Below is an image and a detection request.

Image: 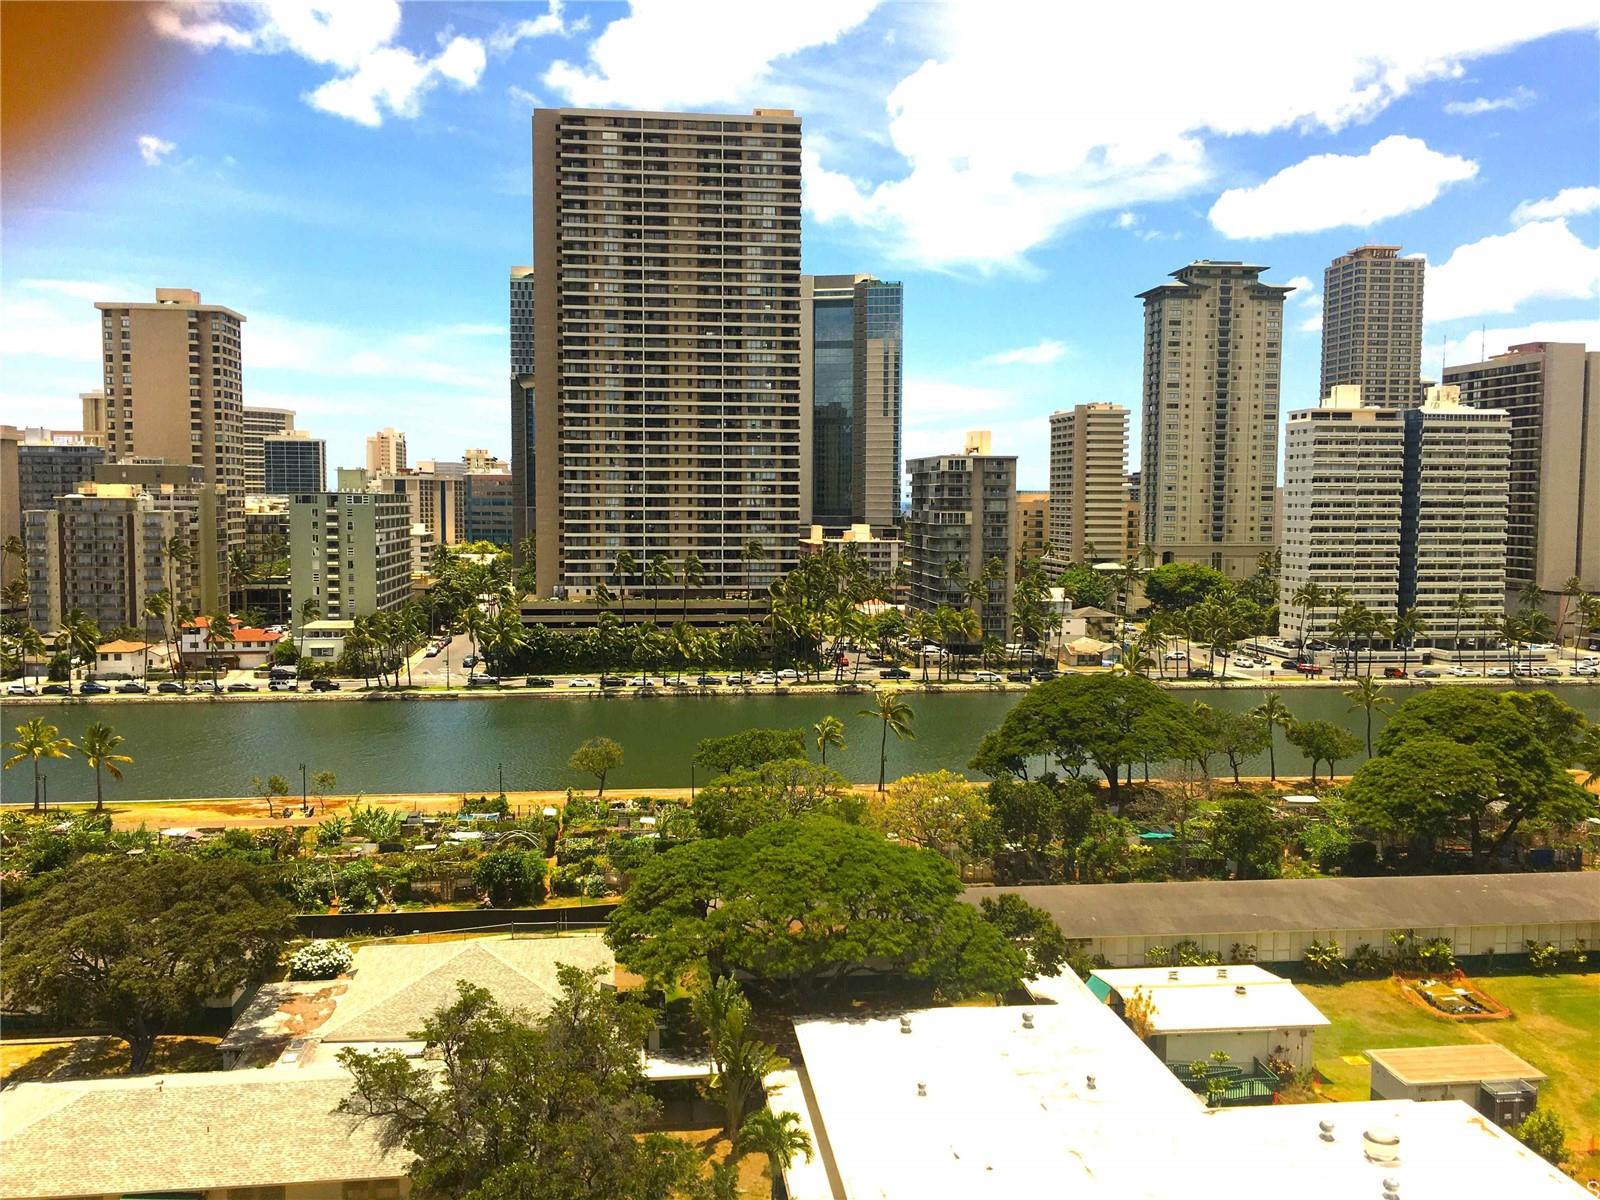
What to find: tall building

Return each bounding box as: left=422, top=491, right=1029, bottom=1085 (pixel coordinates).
left=1444, top=341, right=1600, bottom=607
left=1013, top=490, right=1049, bottom=572
left=465, top=470, right=514, bottom=546
left=92, top=288, right=244, bottom=609
left=509, top=265, right=536, bottom=562
left=530, top=106, right=804, bottom=597
left=14, top=438, right=106, bottom=517
left=380, top=463, right=467, bottom=548
left=1279, top=386, right=1407, bottom=640
left=79, top=391, right=108, bottom=446
left=1399, top=386, right=1510, bottom=632
left=263, top=432, right=326, bottom=495
left=289, top=489, right=411, bottom=621
left=242, top=406, right=295, bottom=494
left=801, top=273, right=904, bottom=531
left=1048, top=403, right=1130, bottom=565
left=906, top=432, right=1016, bottom=639
left=365, top=428, right=407, bottom=477
left=1138, top=261, right=1289, bottom=578
left=24, top=483, right=198, bottom=632
left=463, top=448, right=508, bottom=473
left=797, top=523, right=900, bottom=579
left=1320, top=245, right=1425, bottom=409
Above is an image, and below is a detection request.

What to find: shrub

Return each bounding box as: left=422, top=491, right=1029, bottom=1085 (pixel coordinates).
left=1525, top=940, right=1560, bottom=971
left=1147, top=939, right=1222, bottom=967
left=1303, top=938, right=1345, bottom=979
left=1351, top=943, right=1386, bottom=977
left=1510, top=1108, right=1568, bottom=1166
left=290, top=939, right=353, bottom=980
left=1416, top=937, right=1456, bottom=974
left=314, top=816, right=348, bottom=848
left=1228, top=943, right=1257, bottom=964
left=550, top=863, right=586, bottom=897
left=472, top=850, right=546, bottom=908
left=347, top=803, right=401, bottom=843
left=580, top=872, right=610, bottom=899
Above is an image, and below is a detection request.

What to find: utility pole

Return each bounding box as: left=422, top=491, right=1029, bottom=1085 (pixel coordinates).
left=300, top=762, right=308, bottom=808
left=497, top=761, right=504, bottom=797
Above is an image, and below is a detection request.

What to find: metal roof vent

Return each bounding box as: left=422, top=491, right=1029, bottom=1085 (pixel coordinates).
left=1382, top=1179, right=1400, bottom=1199
left=1318, top=1119, right=1335, bottom=1142
left=1021, top=1011, right=1034, bottom=1029
left=1217, top=967, right=1228, bottom=979
left=1363, top=1129, right=1400, bottom=1165
left=1086, top=1075, right=1097, bottom=1091
left=899, top=1016, right=912, bottom=1035
left=1235, top=985, right=1247, bottom=996
left=916, top=1081, right=927, bottom=1097
left=1167, top=969, right=1179, bottom=981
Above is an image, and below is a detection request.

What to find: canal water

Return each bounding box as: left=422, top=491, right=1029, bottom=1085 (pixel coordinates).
left=5, top=686, right=1599, bottom=804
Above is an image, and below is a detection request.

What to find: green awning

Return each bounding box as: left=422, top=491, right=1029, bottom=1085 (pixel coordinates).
left=1139, top=831, right=1175, bottom=841
left=1087, top=976, right=1113, bottom=1002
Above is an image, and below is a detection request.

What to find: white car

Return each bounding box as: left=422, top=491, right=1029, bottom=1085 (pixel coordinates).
left=6, top=680, right=37, bottom=695
left=754, top=671, right=779, bottom=684
left=626, top=675, right=652, bottom=687
left=776, top=668, right=799, bottom=682
left=973, top=670, right=1003, bottom=683
left=1574, top=664, right=1598, bottom=676
left=567, top=677, right=596, bottom=688
left=1165, top=650, right=1187, bottom=661
left=1448, top=666, right=1476, bottom=677
left=1487, top=666, right=1510, bottom=677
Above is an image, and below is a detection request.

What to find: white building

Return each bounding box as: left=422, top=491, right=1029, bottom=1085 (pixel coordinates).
left=1088, top=964, right=1330, bottom=1071
left=1048, top=403, right=1130, bottom=565
left=797, top=523, right=901, bottom=579
left=1366, top=1045, right=1546, bottom=1120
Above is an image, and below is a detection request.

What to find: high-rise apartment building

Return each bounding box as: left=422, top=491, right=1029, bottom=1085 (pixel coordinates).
left=463, top=448, right=508, bottom=473
left=1138, top=262, right=1287, bottom=578
left=380, top=463, right=467, bottom=548
left=1320, top=245, right=1424, bottom=409
left=263, top=432, right=327, bottom=495
left=92, top=288, right=244, bottom=610
left=1013, top=491, right=1049, bottom=572
left=1399, top=386, right=1510, bottom=632
left=1280, top=386, right=1407, bottom=640
left=465, top=471, right=514, bottom=547
left=1048, top=404, right=1130, bottom=565
left=14, top=439, right=106, bottom=517
left=906, top=432, right=1016, bottom=639
left=1444, top=341, right=1599, bottom=607
left=365, top=428, right=407, bottom=477
left=289, top=489, right=411, bottom=621
left=79, top=391, right=108, bottom=446
left=802, top=273, right=904, bottom=531
left=242, top=406, right=295, bottom=494
left=529, top=106, right=803, bottom=597
left=509, top=266, right=536, bottom=560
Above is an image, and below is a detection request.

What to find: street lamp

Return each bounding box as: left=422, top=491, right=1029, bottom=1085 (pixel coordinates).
left=300, top=762, right=308, bottom=809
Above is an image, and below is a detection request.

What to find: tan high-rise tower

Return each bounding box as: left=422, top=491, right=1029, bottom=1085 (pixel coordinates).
left=1047, top=403, right=1129, bottom=565
left=1138, top=261, right=1289, bottom=578
left=93, top=288, right=244, bottom=610
left=1321, top=245, right=1425, bottom=409
left=366, top=428, right=407, bottom=477
left=530, top=106, right=803, bottom=597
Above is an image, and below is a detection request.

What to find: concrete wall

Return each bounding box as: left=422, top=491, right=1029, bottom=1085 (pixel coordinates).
left=1162, top=1026, right=1317, bottom=1073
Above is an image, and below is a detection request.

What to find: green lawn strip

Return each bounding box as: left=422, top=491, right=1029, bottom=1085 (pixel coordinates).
left=1299, top=974, right=1600, bottom=1155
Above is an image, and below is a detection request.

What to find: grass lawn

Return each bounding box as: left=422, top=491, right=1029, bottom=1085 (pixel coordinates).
left=0, top=1035, right=221, bottom=1083
left=1299, top=972, right=1600, bottom=1164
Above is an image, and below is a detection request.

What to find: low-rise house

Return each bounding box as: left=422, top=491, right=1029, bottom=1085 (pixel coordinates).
left=1088, top=963, right=1330, bottom=1071
left=179, top=615, right=282, bottom=670
left=93, top=638, right=171, bottom=678
left=1366, top=1045, right=1547, bottom=1126
left=299, top=617, right=355, bottom=663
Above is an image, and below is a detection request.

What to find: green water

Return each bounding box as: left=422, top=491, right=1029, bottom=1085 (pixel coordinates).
left=5, top=685, right=1599, bottom=804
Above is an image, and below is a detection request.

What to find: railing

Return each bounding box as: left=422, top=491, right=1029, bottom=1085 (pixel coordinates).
left=1168, top=1057, right=1282, bottom=1107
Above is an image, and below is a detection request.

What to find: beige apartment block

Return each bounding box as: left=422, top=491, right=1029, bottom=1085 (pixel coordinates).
left=906, top=431, right=1016, bottom=639
left=365, top=427, right=408, bottom=477
left=93, top=288, right=244, bottom=609
left=1048, top=403, right=1129, bottom=565
left=241, top=405, right=295, bottom=495
left=1444, top=341, right=1600, bottom=608
left=1138, top=262, right=1288, bottom=579
left=289, top=489, right=411, bottom=621
left=1321, top=245, right=1425, bottom=409
left=797, top=522, right=901, bottom=579
left=380, top=465, right=468, bottom=547
left=79, top=391, right=108, bottom=446
left=1279, top=386, right=1407, bottom=641
left=530, top=106, right=804, bottom=597
left=510, top=265, right=537, bottom=558
left=1013, top=490, right=1049, bottom=572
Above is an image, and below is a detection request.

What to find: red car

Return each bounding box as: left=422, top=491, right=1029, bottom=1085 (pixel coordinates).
left=1295, top=662, right=1324, bottom=676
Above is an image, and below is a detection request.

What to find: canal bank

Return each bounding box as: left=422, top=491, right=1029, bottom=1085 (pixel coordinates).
left=5, top=685, right=1599, bottom=805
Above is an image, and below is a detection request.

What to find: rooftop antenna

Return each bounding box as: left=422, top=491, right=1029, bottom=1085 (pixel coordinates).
left=1480, top=322, right=1486, bottom=363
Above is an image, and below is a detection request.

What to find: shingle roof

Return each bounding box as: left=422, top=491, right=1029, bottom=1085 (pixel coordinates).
left=0, top=1069, right=409, bottom=1197
left=962, top=873, right=1600, bottom=941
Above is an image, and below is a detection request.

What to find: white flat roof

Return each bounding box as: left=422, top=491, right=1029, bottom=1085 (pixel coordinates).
left=1091, top=965, right=1331, bottom=1033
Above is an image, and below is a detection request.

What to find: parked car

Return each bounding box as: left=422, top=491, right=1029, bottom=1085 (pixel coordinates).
left=41, top=682, right=72, bottom=695
left=192, top=680, right=224, bottom=694
left=467, top=673, right=500, bottom=687
left=725, top=673, right=749, bottom=685
left=1574, top=664, right=1598, bottom=676
left=626, top=675, right=652, bottom=687
left=424, top=646, right=441, bottom=658
left=269, top=679, right=299, bottom=691
left=879, top=667, right=911, bottom=679
left=6, top=681, right=38, bottom=695
left=776, top=668, right=799, bottom=682
left=1279, top=658, right=1300, bottom=670
left=754, top=671, right=779, bottom=684
left=157, top=680, right=189, bottom=694
left=1187, top=667, right=1214, bottom=679
left=1165, top=650, right=1187, bottom=661
left=1487, top=666, right=1511, bottom=677
left=524, top=676, right=555, bottom=688
left=118, top=680, right=150, bottom=693
left=567, top=677, right=596, bottom=688
left=78, top=679, right=112, bottom=695
left=462, top=655, right=479, bottom=668
left=1006, top=671, right=1032, bottom=683
left=1030, top=668, right=1059, bottom=681
left=973, top=670, right=1003, bottom=683
left=1534, top=665, right=1562, bottom=677
left=599, top=675, right=624, bottom=688
left=226, top=681, right=259, bottom=692
left=1414, top=668, right=1443, bottom=678
left=309, top=678, right=341, bottom=692
left=1294, top=663, right=1323, bottom=676
left=1383, top=667, right=1407, bottom=679
left=696, top=675, right=723, bottom=686
left=1448, top=666, right=1476, bottom=677
left=1307, top=640, right=1332, bottom=651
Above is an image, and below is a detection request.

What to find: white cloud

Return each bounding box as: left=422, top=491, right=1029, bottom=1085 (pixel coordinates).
left=1440, top=319, right=1600, bottom=369
left=982, top=339, right=1067, bottom=366
left=543, top=0, right=880, bottom=109
left=488, top=0, right=582, bottom=55
left=508, top=85, right=540, bottom=109
left=1209, top=136, right=1477, bottom=239
left=150, top=1, right=486, bottom=126
left=1282, top=276, right=1324, bottom=332
left=1426, top=219, right=1600, bottom=323
left=137, top=135, right=177, bottom=166
left=797, top=3, right=1594, bottom=270
left=1443, top=86, right=1535, bottom=115
left=1511, top=185, right=1600, bottom=225
left=1114, top=212, right=1139, bottom=230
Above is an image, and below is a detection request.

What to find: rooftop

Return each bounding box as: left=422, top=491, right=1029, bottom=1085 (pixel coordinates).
left=1089, top=965, right=1330, bottom=1034
left=1366, top=1044, right=1549, bottom=1087
left=964, top=873, right=1600, bottom=941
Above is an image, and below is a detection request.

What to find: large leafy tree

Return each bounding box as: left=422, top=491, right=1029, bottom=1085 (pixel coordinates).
left=1343, top=737, right=1500, bottom=864
left=1284, top=719, right=1361, bottom=784
left=977, top=893, right=1072, bottom=978
left=692, top=727, right=807, bottom=775
left=692, top=758, right=862, bottom=838
left=3, top=856, right=292, bottom=1072
left=1142, top=562, right=1230, bottom=610
left=338, top=970, right=706, bottom=1200
left=605, top=817, right=1025, bottom=1001
left=969, top=674, right=1194, bottom=810
left=568, top=736, right=624, bottom=798
left=1208, top=794, right=1284, bottom=880
left=870, top=769, right=992, bottom=863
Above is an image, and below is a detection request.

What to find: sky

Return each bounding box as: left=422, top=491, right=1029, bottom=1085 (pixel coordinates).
left=2, top=0, right=1597, bottom=490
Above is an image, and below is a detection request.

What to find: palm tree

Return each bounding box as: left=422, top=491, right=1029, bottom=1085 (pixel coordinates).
left=1251, top=693, right=1293, bottom=782
left=678, top=553, right=704, bottom=623
left=647, top=553, right=673, bottom=631
left=1556, top=576, right=1584, bottom=655
left=1448, top=590, right=1476, bottom=659
left=56, top=608, right=100, bottom=685
left=1391, top=606, right=1425, bottom=675
left=813, top=715, right=845, bottom=765
left=226, top=546, right=256, bottom=616
left=735, top=1108, right=814, bottom=1178
left=1343, top=676, right=1392, bottom=757
left=611, top=551, right=637, bottom=632
left=859, top=690, right=915, bottom=792
left=5, top=718, right=74, bottom=811
left=203, top=610, right=234, bottom=684
left=140, top=590, right=168, bottom=680
left=79, top=721, right=132, bottom=812
left=741, top=538, right=766, bottom=599
left=1291, top=581, right=1325, bottom=654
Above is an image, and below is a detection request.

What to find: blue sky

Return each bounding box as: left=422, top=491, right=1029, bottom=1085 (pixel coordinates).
left=3, top=1, right=1597, bottom=490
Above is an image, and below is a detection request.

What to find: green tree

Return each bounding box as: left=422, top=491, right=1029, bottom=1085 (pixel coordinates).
left=1250, top=693, right=1294, bottom=782
left=977, top=893, right=1072, bottom=978
left=1143, top=562, right=1230, bottom=610
left=1211, top=711, right=1270, bottom=784
left=338, top=971, right=705, bottom=1199
left=4, top=717, right=74, bottom=812
left=871, top=769, right=991, bottom=862
left=79, top=721, right=132, bottom=813
left=569, top=736, right=624, bottom=798
left=1343, top=736, right=1500, bottom=864
left=310, top=769, right=338, bottom=814
left=1343, top=676, right=1393, bottom=756
left=692, top=758, right=863, bottom=838
left=250, top=773, right=291, bottom=818
left=1284, top=719, right=1361, bottom=784
left=693, top=727, right=807, bottom=775
left=4, top=856, right=291, bottom=1072
left=692, top=976, right=788, bottom=1137
left=1510, top=1108, right=1569, bottom=1166
left=735, top=1109, right=813, bottom=1179
left=473, top=849, right=547, bottom=907
left=606, top=817, right=1025, bottom=1001
left=859, top=689, right=916, bottom=792
left=813, top=715, right=846, bottom=765
left=1209, top=794, right=1284, bottom=880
